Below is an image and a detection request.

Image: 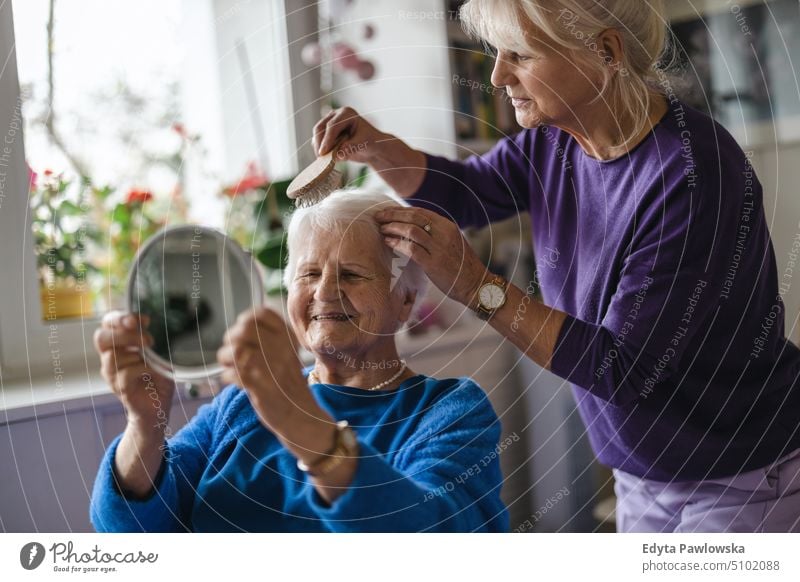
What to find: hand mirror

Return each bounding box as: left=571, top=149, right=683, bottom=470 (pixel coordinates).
left=127, top=225, right=265, bottom=383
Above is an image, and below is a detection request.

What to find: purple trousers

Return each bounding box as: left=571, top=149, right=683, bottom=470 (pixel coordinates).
left=613, top=448, right=800, bottom=532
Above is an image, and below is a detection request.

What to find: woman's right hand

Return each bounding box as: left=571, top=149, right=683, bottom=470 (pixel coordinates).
left=93, top=310, right=176, bottom=434
left=312, top=106, right=427, bottom=197
left=313, top=106, right=384, bottom=162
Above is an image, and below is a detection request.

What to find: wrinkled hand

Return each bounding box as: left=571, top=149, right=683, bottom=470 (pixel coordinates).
left=216, top=306, right=327, bottom=437
left=312, top=106, right=427, bottom=198
left=375, top=207, right=488, bottom=307
left=93, top=310, right=176, bottom=432
left=312, top=106, right=386, bottom=162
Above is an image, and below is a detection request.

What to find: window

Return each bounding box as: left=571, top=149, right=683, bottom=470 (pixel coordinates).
left=0, top=0, right=311, bottom=379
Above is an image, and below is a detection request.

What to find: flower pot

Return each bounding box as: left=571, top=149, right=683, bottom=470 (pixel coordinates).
left=40, top=282, right=95, bottom=320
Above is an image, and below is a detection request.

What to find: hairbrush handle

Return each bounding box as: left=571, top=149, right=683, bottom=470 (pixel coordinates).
left=288, top=130, right=351, bottom=201
left=326, top=128, right=353, bottom=160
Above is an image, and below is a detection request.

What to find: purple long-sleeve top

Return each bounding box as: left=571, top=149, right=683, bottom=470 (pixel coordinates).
left=411, top=98, right=800, bottom=481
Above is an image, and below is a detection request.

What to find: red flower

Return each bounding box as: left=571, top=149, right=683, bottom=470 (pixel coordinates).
left=223, top=161, right=269, bottom=197
left=126, top=188, right=154, bottom=204
left=172, top=122, right=188, bottom=139
left=43, top=169, right=54, bottom=177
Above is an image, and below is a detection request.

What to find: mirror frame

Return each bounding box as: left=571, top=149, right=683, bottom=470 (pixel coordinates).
left=126, top=224, right=265, bottom=383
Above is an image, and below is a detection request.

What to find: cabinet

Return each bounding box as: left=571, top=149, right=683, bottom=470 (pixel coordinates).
left=0, top=389, right=211, bottom=532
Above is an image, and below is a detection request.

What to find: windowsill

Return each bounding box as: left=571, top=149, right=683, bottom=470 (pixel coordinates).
left=1, top=315, right=495, bottom=423
left=0, top=368, right=119, bottom=423
left=0, top=365, right=220, bottom=424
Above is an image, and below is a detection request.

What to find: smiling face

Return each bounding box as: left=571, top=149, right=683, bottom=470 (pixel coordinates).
left=287, top=224, right=415, bottom=361
left=490, top=29, right=604, bottom=130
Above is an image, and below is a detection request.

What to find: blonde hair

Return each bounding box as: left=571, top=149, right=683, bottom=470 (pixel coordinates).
left=459, top=0, right=670, bottom=146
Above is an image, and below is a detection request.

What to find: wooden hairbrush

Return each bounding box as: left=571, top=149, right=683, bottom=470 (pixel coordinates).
left=287, top=134, right=350, bottom=207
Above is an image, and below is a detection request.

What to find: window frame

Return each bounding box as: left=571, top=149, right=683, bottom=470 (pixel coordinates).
left=0, top=0, right=320, bottom=382
left=0, top=0, right=94, bottom=381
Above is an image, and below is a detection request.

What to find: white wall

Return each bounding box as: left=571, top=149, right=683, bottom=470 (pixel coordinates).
left=212, top=0, right=298, bottom=182
left=328, top=0, right=457, bottom=159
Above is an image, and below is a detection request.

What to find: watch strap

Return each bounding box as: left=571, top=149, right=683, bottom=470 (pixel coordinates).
left=296, top=420, right=356, bottom=477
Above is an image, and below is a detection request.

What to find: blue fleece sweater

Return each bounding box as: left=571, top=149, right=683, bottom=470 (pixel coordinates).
left=89, top=374, right=509, bottom=532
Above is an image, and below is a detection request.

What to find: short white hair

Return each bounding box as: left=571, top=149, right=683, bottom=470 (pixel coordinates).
left=283, top=188, right=429, bottom=307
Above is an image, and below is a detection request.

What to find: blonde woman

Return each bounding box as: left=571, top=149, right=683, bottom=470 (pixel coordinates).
left=314, top=0, right=800, bottom=532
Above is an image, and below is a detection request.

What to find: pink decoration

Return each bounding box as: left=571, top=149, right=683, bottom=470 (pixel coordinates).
left=333, top=42, right=361, bottom=70
left=356, top=60, right=376, bottom=80
left=27, top=164, right=37, bottom=192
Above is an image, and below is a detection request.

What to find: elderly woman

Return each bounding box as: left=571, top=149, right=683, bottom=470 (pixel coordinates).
left=314, top=0, right=800, bottom=532
left=89, top=190, right=509, bottom=532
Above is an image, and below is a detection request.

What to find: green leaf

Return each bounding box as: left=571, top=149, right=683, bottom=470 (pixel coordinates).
left=58, top=200, right=83, bottom=216
left=112, top=203, right=132, bottom=227
left=352, top=165, right=370, bottom=187
left=255, top=233, right=288, bottom=270
left=93, top=185, right=114, bottom=201
left=251, top=193, right=268, bottom=221
left=270, top=178, right=293, bottom=212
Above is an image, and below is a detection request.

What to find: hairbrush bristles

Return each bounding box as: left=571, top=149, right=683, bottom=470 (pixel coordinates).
left=288, top=134, right=351, bottom=207
left=291, top=168, right=343, bottom=208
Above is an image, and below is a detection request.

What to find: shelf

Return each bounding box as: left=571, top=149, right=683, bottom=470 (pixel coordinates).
left=446, top=19, right=470, bottom=44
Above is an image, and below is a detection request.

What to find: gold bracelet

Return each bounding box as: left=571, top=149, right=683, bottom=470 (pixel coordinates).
left=296, top=420, right=357, bottom=477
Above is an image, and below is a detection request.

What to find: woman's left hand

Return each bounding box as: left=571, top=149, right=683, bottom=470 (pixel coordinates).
left=375, top=207, right=487, bottom=307
left=216, top=306, right=330, bottom=439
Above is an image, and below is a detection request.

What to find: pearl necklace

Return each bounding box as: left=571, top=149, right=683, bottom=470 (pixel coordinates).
left=308, top=359, right=408, bottom=391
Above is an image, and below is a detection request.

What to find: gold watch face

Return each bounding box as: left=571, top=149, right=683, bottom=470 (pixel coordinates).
left=340, top=425, right=357, bottom=449
left=479, top=283, right=506, bottom=310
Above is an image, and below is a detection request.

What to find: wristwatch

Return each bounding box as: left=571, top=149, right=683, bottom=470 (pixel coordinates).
left=296, top=420, right=358, bottom=477
left=473, top=274, right=508, bottom=320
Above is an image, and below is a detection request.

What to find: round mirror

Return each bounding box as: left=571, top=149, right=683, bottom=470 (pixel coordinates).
left=126, top=225, right=265, bottom=383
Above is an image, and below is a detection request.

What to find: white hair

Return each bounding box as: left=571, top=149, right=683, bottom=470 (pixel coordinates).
left=460, top=0, right=671, bottom=146
left=283, top=188, right=429, bottom=307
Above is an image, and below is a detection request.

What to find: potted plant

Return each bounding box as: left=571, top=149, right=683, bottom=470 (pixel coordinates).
left=90, top=184, right=189, bottom=309
left=220, top=162, right=292, bottom=297
left=30, top=170, right=102, bottom=319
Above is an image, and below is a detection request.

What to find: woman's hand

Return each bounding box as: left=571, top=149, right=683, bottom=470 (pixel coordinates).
left=93, top=310, right=176, bottom=498
left=216, top=307, right=357, bottom=504
left=216, top=307, right=334, bottom=447
left=93, top=310, right=176, bottom=433
left=312, top=106, right=427, bottom=197
left=375, top=207, right=488, bottom=308
left=313, top=106, right=384, bottom=162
